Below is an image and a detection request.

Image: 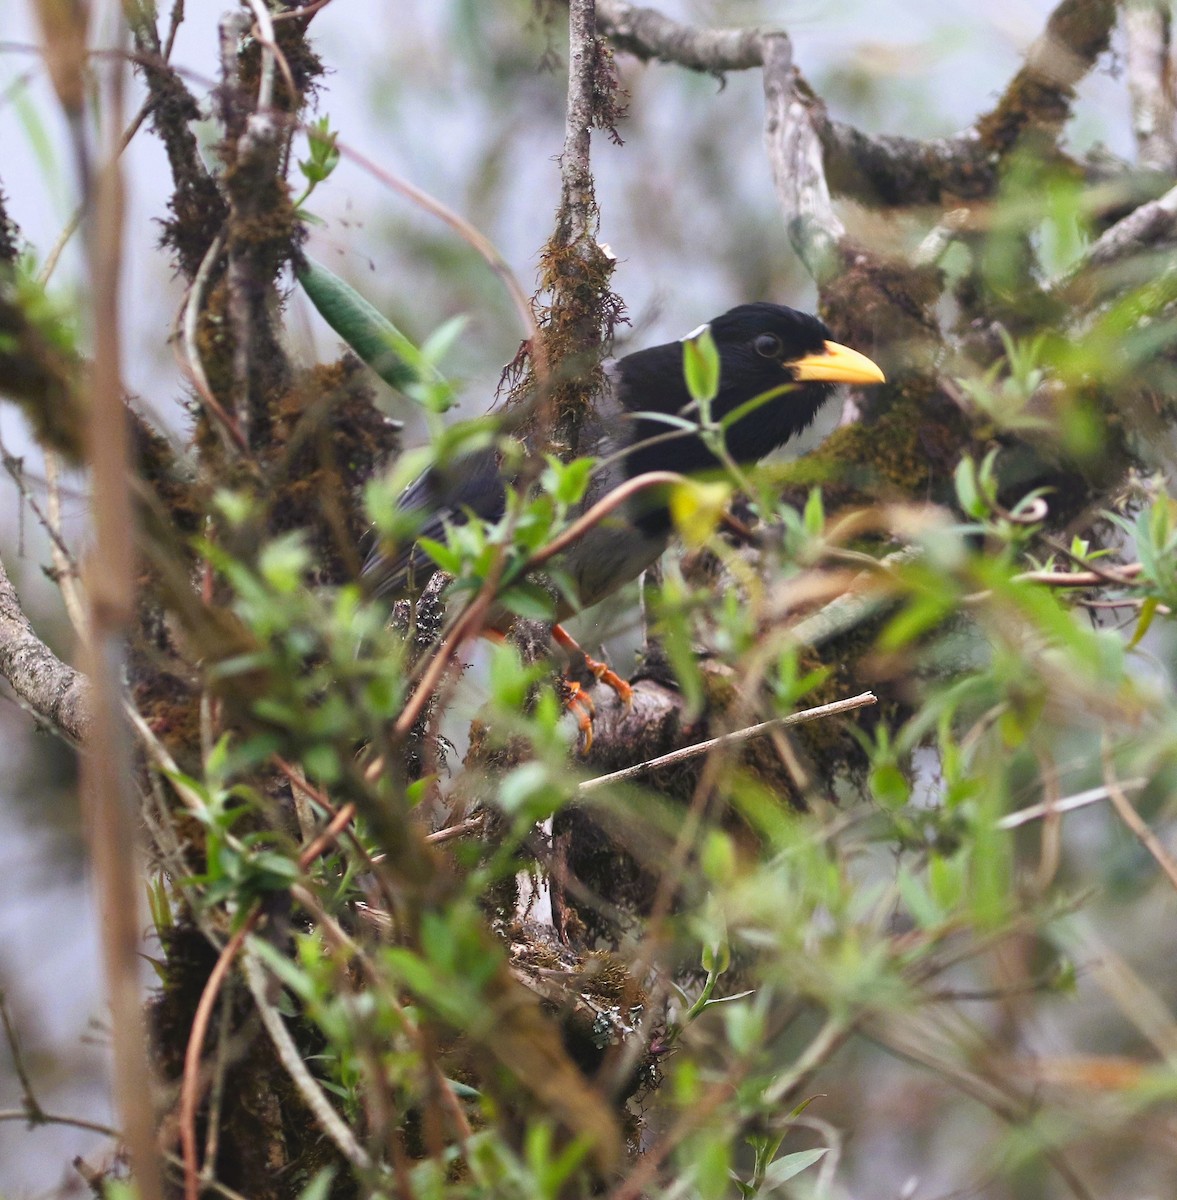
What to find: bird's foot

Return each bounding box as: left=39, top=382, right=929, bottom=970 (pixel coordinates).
left=552, top=624, right=634, bottom=709
left=583, top=654, right=634, bottom=709
left=560, top=678, right=596, bottom=755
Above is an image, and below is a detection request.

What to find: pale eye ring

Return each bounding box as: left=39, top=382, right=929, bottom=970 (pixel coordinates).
left=754, top=333, right=783, bottom=358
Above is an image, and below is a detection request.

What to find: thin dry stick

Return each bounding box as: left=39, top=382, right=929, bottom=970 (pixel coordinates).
left=42, top=450, right=89, bottom=637
left=200, top=983, right=234, bottom=1188
left=240, top=949, right=373, bottom=1172
left=0, top=1108, right=119, bottom=1136
left=79, top=19, right=163, bottom=1200
left=178, top=230, right=250, bottom=455
left=1101, top=739, right=1177, bottom=891
left=579, top=691, right=877, bottom=792
left=298, top=800, right=358, bottom=866
left=336, top=139, right=546, bottom=385
left=241, top=0, right=292, bottom=109
left=180, top=916, right=258, bottom=1200
left=0, top=992, right=43, bottom=1118
left=524, top=469, right=686, bottom=570
left=1033, top=751, right=1063, bottom=893
left=998, top=778, right=1148, bottom=829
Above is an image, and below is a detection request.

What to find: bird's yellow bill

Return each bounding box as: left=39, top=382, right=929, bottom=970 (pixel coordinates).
left=790, top=340, right=885, bottom=385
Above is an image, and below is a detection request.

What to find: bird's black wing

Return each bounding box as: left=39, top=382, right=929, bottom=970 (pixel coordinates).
left=362, top=445, right=507, bottom=599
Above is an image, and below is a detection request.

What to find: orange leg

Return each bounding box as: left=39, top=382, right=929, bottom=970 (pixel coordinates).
left=560, top=679, right=596, bottom=754
left=477, top=625, right=629, bottom=752
left=551, top=624, right=634, bottom=708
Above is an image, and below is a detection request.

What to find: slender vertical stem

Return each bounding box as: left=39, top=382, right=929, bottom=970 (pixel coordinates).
left=560, top=0, right=597, bottom=245
left=80, top=13, right=162, bottom=1200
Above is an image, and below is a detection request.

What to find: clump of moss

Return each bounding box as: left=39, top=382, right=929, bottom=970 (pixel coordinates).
left=259, top=355, right=400, bottom=583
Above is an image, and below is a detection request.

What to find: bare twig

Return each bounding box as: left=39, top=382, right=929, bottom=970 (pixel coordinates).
left=0, top=1108, right=119, bottom=1136
left=1078, top=919, right=1177, bottom=1060
left=527, top=468, right=686, bottom=570
left=975, top=0, right=1117, bottom=154
left=998, top=777, right=1148, bottom=829
left=42, top=450, right=89, bottom=638
left=0, top=991, right=43, bottom=1118
left=240, top=948, right=374, bottom=1173
left=1101, top=738, right=1177, bottom=891
left=179, top=230, right=249, bottom=455
left=579, top=691, right=876, bottom=792
left=180, top=916, right=257, bottom=1200
left=1071, top=181, right=1177, bottom=275
left=599, top=0, right=1118, bottom=212
left=336, top=140, right=546, bottom=386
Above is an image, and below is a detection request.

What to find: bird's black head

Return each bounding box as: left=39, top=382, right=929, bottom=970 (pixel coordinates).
left=618, top=302, right=884, bottom=478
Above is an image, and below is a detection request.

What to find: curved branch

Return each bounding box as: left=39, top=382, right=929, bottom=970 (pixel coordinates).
left=595, top=0, right=763, bottom=72
left=761, top=33, right=845, bottom=284
left=975, top=0, right=1118, bottom=154
left=0, top=552, right=90, bottom=742
left=1055, top=180, right=1177, bottom=296
left=599, top=0, right=1120, bottom=211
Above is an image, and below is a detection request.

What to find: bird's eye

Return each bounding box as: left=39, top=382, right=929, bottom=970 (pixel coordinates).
left=754, top=333, right=783, bottom=358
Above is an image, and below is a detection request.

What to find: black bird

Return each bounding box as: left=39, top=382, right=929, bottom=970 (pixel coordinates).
left=364, top=303, right=883, bottom=722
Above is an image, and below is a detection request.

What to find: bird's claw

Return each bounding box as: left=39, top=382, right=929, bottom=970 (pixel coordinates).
left=583, top=654, right=634, bottom=709
left=561, top=680, right=596, bottom=755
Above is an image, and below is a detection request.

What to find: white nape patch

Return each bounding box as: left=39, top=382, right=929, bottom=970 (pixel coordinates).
left=680, top=322, right=711, bottom=342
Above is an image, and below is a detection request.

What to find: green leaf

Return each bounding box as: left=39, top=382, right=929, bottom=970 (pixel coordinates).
left=719, top=383, right=793, bottom=430
left=416, top=536, right=461, bottom=575
left=296, top=257, right=452, bottom=403
left=498, top=581, right=557, bottom=620
left=802, top=488, right=825, bottom=538
left=870, top=761, right=909, bottom=809
left=700, top=937, right=731, bottom=975
left=760, top=1147, right=828, bottom=1191
left=954, top=456, right=986, bottom=519
left=682, top=324, right=721, bottom=405
left=541, top=455, right=595, bottom=508
left=1128, top=596, right=1159, bottom=649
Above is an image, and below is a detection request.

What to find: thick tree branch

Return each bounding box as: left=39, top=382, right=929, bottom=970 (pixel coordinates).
left=561, top=0, right=598, bottom=249
left=534, top=0, right=625, bottom=451
left=1081, top=179, right=1177, bottom=269
left=1054, top=179, right=1177, bottom=301
left=761, top=33, right=845, bottom=284
left=594, top=0, right=763, bottom=72
left=599, top=0, right=1120, bottom=210
left=126, top=9, right=228, bottom=280
left=1124, top=0, right=1177, bottom=172
left=0, top=553, right=90, bottom=742
left=975, top=0, right=1117, bottom=154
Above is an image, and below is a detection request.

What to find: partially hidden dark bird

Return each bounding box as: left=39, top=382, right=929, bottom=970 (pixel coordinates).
left=364, top=303, right=884, bottom=737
